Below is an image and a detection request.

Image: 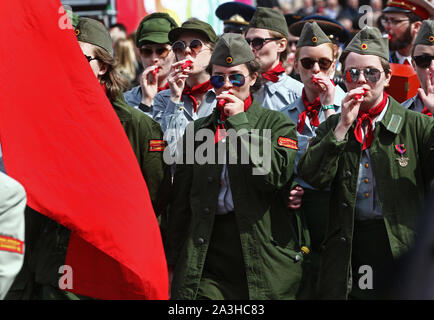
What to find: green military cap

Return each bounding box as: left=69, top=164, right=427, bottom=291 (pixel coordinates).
left=414, top=19, right=434, bottom=47
left=210, top=33, right=255, bottom=67
left=169, top=18, right=218, bottom=44
left=296, top=21, right=331, bottom=48
left=136, top=13, right=178, bottom=47
left=247, top=7, right=289, bottom=39
left=343, top=26, right=389, bottom=61
left=66, top=9, right=80, bottom=28
left=75, top=17, right=113, bottom=55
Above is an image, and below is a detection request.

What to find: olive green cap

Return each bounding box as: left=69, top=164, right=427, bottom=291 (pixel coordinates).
left=343, top=26, right=389, bottom=61
left=168, top=18, right=218, bottom=44
left=296, top=21, right=332, bottom=48
left=66, top=9, right=80, bottom=28
left=414, top=19, right=434, bottom=48
left=210, top=33, right=255, bottom=67
left=136, top=13, right=178, bottom=47
left=247, top=7, right=289, bottom=39
left=75, top=17, right=113, bottom=55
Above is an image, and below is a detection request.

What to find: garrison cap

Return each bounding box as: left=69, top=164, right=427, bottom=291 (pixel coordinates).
left=382, top=0, right=433, bottom=20
left=75, top=17, right=113, bottom=55
left=296, top=21, right=332, bottom=48
left=290, top=15, right=350, bottom=44
left=344, top=26, right=389, bottom=61
left=135, top=13, right=178, bottom=47
left=169, top=18, right=218, bottom=44
left=414, top=19, right=434, bottom=47
left=248, top=7, right=289, bottom=39
left=210, top=33, right=255, bottom=67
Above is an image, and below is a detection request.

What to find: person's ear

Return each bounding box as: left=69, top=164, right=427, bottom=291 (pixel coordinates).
left=249, top=72, right=258, bottom=87
left=98, top=62, right=108, bottom=77
left=277, top=38, right=288, bottom=54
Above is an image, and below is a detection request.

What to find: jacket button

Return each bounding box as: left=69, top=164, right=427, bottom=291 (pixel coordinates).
left=345, top=171, right=352, bottom=178
left=340, top=237, right=347, bottom=242
left=295, top=254, right=302, bottom=262
left=207, top=177, right=214, bottom=183
left=342, top=202, right=348, bottom=208
left=197, top=237, right=205, bottom=245
left=203, top=207, right=210, bottom=214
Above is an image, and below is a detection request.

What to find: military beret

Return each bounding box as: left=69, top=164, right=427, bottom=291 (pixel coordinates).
left=414, top=19, right=434, bottom=47
left=169, top=18, right=218, bottom=44
left=210, top=33, right=255, bottom=67
left=75, top=17, right=113, bottom=55
left=382, top=0, right=433, bottom=20
left=296, top=21, right=332, bottom=48
left=248, top=7, right=289, bottom=39
left=136, top=13, right=178, bottom=47
left=343, top=26, right=389, bottom=61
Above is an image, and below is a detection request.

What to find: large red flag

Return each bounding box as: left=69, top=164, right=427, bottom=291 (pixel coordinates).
left=0, top=0, right=168, bottom=299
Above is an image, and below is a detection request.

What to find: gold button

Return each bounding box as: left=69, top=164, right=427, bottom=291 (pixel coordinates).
left=365, top=163, right=369, bottom=168
left=365, top=193, right=370, bottom=198
left=364, top=179, right=369, bottom=183
left=301, top=246, right=310, bottom=255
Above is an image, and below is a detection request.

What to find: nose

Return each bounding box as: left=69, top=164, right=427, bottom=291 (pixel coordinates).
left=222, top=76, right=233, bottom=90
left=311, top=61, right=321, bottom=74
left=357, top=71, right=367, bottom=84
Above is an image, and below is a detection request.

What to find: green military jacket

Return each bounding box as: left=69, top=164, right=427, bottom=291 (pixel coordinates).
left=166, top=99, right=309, bottom=300
left=298, top=97, right=434, bottom=299
left=112, top=94, right=169, bottom=216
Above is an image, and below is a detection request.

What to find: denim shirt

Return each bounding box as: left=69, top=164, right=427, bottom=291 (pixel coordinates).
left=123, top=85, right=154, bottom=118
left=153, top=88, right=217, bottom=159
left=281, top=97, right=341, bottom=189
left=402, top=94, right=424, bottom=113
left=253, top=73, right=304, bottom=111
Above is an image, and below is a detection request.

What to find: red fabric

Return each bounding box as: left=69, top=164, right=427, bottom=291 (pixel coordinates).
left=182, top=80, right=213, bottom=113
left=403, top=59, right=410, bottom=65
left=262, top=62, right=285, bottom=83
left=215, top=94, right=253, bottom=143
left=0, top=0, right=168, bottom=300
left=422, top=107, right=433, bottom=117
left=354, top=92, right=389, bottom=150
left=297, top=90, right=321, bottom=134
left=158, top=82, right=170, bottom=92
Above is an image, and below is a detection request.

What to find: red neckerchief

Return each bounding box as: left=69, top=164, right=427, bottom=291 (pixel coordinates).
left=422, top=107, right=433, bottom=117
left=262, top=62, right=285, bottom=83
left=215, top=94, right=253, bottom=144
left=182, top=80, right=213, bottom=113
left=158, top=82, right=170, bottom=92
left=354, top=92, right=388, bottom=150
left=297, top=89, right=321, bottom=134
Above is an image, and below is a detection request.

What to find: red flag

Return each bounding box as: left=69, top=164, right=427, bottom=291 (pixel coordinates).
left=0, top=0, right=168, bottom=299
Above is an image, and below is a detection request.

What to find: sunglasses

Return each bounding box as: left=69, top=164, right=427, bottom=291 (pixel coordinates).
left=345, top=68, right=384, bottom=83
left=300, top=57, right=333, bottom=71
left=84, top=54, right=98, bottom=63
left=172, top=39, right=206, bottom=56
left=245, top=37, right=281, bottom=50
left=210, top=74, right=246, bottom=89
left=139, top=46, right=170, bottom=58
left=380, top=17, right=409, bottom=27
left=413, top=55, right=434, bottom=69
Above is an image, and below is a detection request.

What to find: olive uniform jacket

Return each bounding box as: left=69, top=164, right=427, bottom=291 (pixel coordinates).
left=166, top=99, right=309, bottom=300
left=297, top=96, right=434, bottom=299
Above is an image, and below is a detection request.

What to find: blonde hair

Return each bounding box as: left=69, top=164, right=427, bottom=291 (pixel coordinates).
left=113, top=38, right=137, bottom=84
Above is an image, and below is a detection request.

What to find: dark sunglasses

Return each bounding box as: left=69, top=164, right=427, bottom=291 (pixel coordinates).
left=245, top=37, right=281, bottom=50
left=172, top=39, right=205, bottom=56
left=413, top=55, right=434, bottom=69
left=210, top=74, right=246, bottom=89
left=139, top=46, right=170, bottom=58
left=345, top=68, right=384, bottom=83
left=84, top=54, right=98, bottom=63
left=300, top=57, right=333, bottom=71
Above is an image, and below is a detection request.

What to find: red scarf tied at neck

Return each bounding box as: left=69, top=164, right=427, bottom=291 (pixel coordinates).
left=182, top=80, right=213, bottom=113
left=297, top=89, right=321, bottom=134
left=215, top=94, right=253, bottom=143
left=354, top=92, right=388, bottom=150
left=262, top=62, right=285, bottom=83
left=158, top=82, right=170, bottom=92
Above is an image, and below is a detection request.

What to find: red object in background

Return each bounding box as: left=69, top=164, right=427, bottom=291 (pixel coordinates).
left=386, top=63, right=421, bottom=103
left=116, top=0, right=147, bottom=34
left=0, top=0, right=168, bottom=300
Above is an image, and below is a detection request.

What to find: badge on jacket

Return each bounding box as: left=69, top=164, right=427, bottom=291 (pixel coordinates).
left=395, top=144, right=408, bottom=167
left=278, top=137, right=298, bottom=150
left=149, top=139, right=166, bottom=152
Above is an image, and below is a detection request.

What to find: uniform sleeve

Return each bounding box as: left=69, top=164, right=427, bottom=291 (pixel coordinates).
left=165, top=123, right=194, bottom=267
left=297, top=115, right=348, bottom=189
left=226, top=111, right=298, bottom=191
left=421, top=116, right=434, bottom=189
left=0, top=172, right=26, bottom=300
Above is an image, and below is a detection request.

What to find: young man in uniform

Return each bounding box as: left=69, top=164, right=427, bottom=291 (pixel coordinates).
left=298, top=26, right=434, bottom=299
left=381, top=0, right=432, bottom=65
left=402, top=20, right=434, bottom=116
left=245, top=7, right=304, bottom=111
left=123, top=13, right=178, bottom=117
left=166, top=33, right=307, bottom=300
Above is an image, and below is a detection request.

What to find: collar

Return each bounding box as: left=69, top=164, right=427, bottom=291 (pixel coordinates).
left=377, top=96, right=406, bottom=135
left=263, top=73, right=285, bottom=95
left=395, top=51, right=412, bottom=65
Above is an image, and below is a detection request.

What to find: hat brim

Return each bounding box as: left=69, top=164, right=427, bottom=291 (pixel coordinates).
left=137, top=32, right=170, bottom=47
left=169, top=27, right=214, bottom=43
left=382, top=6, right=412, bottom=14
left=216, top=2, right=256, bottom=21
left=290, top=19, right=350, bottom=43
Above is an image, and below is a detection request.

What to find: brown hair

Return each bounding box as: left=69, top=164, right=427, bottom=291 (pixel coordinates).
left=339, top=51, right=391, bottom=76
left=93, top=47, right=130, bottom=102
